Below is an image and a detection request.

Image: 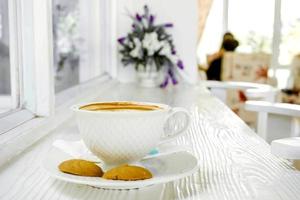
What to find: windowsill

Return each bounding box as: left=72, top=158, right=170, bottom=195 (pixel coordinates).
left=0, top=109, right=35, bottom=135
left=0, top=95, right=13, bottom=116
left=0, top=74, right=116, bottom=167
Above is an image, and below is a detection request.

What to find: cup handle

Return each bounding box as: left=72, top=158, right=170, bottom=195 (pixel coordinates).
left=160, top=107, right=191, bottom=144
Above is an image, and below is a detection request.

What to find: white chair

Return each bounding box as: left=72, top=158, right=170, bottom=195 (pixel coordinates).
left=287, top=54, right=300, bottom=90
left=207, top=52, right=277, bottom=126
left=204, top=81, right=277, bottom=103
left=245, top=101, right=300, bottom=143
left=271, top=137, right=300, bottom=170
left=280, top=55, right=300, bottom=104
left=245, top=101, right=300, bottom=170
left=204, top=81, right=278, bottom=128
left=222, top=52, right=274, bottom=85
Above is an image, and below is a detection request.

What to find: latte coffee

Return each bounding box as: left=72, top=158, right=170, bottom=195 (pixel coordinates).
left=79, top=102, right=162, bottom=112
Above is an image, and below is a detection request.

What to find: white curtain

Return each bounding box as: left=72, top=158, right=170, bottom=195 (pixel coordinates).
left=198, top=0, right=214, bottom=42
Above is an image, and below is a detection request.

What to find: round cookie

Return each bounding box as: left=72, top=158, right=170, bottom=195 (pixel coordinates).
left=103, top=165, right=152, bottom=181
left=58, top=159, right=103, bottom=177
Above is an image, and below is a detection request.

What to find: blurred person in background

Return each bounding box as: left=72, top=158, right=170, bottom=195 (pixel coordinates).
left=206, top=32, right=239, bottom=81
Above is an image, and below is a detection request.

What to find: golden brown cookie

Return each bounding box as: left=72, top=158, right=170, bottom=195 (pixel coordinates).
left=103, top=165, right=152, bottom=181
left=58, top=159, right=103, bottom=177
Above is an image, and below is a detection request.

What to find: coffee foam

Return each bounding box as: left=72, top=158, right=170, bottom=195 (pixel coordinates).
left=79, top=102, right=162, bottom=112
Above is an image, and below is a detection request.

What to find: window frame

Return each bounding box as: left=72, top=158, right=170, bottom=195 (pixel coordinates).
left=0, top=0, right=117, bottom=121
left=8, top=0, right=20, bottom=111
left=0, top=0, right=35, bottom=133
left=0, top=0, right=54, bottom=133
left=0, top=0, right=118, bottom=166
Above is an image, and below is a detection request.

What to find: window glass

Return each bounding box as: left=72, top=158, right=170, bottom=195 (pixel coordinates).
left=228, top=0, right=274, bottom=53
left=279, top=0, right=300, bottom=66
left=52, top=0, right=81, bottom=93
left=0, top=0, right=11, bottom=114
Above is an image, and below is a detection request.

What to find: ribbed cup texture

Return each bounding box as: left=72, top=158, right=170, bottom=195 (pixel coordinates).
left=76, top=112, right=166, bottom=165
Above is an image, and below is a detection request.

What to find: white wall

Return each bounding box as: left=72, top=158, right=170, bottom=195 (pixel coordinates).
left=116, top=0, right=199, bottom=84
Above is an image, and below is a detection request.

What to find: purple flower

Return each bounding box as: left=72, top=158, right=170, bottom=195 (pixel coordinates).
left=160, top=77, right=169, bottom=88
left=118, top=37, right=126, bottom=45
left=149, top=15, right=155, bottom=25
left=132, top=24, right=136, bottom=29
left=164, top=23, right=173, bottom=28
left=171, top=49, right=176, bottom=55
left=171, top=76, right=178, bottom=85
left=168, top=68, right=178, bottom=85
left=168, top=68, right=174, bottom=76
left=177, top=60, right=184, bottom=70
left=136, top=13, right=142, bottom=22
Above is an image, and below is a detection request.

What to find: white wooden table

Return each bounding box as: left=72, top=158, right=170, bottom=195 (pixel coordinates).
left=0, top=83, right=300, bottom=200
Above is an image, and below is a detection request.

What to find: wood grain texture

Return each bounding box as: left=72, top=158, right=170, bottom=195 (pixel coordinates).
left=0, top=83, right=300, bottom=200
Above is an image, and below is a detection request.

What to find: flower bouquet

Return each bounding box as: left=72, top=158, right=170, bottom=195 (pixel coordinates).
left=118, top=5, right=184, bottom=88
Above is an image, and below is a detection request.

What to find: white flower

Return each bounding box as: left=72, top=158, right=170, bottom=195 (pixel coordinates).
left=128, top=40, right=134, bottom=49
left=158, top=40, right=172, bottom=57
left=55, top=5, right=81, bottom=57
left=130, top=38, right=143, bottom=59
left=57, top=37, right=72, bottom=54
left=130, top=47, right=140, bottom=58
left=142, top=32, right=161, bottom=56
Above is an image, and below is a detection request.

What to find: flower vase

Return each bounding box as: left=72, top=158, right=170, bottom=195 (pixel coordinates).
left=137, top=64, right=159, bottom=88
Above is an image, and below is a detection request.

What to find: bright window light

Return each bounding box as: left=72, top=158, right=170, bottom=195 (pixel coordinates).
left=279, top=1, right=300, bottom=66
left=228, top=0, right=275, bottom=54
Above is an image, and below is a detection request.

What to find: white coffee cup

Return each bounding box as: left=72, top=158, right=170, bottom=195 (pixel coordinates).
left=71, top=101, right=191, bottom=166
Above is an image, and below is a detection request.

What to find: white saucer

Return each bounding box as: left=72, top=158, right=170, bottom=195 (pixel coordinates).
left=42, top=146, right=199, bottom=189
left=52, top=139, right=193, bottom=162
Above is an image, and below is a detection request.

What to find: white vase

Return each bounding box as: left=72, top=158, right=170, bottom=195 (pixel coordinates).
left=136, top=64, right=159, bottom=88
